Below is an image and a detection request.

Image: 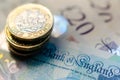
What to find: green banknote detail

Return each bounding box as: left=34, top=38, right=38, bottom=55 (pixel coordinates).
left=0, top=41, right=120, bottom=80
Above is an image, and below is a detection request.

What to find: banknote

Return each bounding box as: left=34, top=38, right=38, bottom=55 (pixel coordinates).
left=48, top=0, right=120, bottom=56
left=83, top=0, right=120, bottom=56
left=0, top=39, right=120, bottom=80
left=51, top=39, right=120, bottom=62
left=88, top=0, right=120, bottom=38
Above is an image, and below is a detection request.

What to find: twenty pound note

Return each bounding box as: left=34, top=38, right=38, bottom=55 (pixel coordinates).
left=0, top=40, right=120, bottom=80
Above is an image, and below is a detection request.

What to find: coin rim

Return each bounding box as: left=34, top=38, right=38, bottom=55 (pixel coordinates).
left=5, top=26, right=50, bottom=51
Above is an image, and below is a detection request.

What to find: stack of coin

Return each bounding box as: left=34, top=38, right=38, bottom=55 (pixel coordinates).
left=5, top=4, right=53, bottom=56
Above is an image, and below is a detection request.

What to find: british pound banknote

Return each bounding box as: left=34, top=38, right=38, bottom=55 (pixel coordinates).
left=52, top=0, right=120, bottom=56
left=0, top=40, right=120, bottom=80
left=0, top=0, right=120, bottom=80
left=49, top=0, right=120, bottom=56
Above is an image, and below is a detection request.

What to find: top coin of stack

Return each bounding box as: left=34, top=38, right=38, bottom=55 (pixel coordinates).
left=5, top=3, right=53, bottom=56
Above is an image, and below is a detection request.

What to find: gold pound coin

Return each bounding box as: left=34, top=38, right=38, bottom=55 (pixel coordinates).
left=7, top=3, right=53, bottom=41
left=9, top=38, right=49, bottom=56
left=5, top=26, right=50, bottom=51
left=5, top=3, right=53, bottom=56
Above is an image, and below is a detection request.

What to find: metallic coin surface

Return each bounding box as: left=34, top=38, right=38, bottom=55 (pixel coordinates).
left=5, top=27, right=50, bottom=51
left=7, top=3, right=53, bottom=40
left=9, top=40, right=48, bottom=56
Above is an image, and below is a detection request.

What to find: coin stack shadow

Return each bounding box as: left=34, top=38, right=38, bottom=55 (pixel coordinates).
left=5, top=4, right=53, bottom=56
